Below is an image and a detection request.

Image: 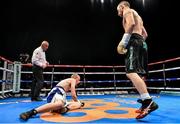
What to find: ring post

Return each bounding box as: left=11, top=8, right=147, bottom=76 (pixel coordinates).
left=83, top=66, right=86, bottom=90
left=50, top=66, right=54, bottom=89
left=113, top=66, right=117, bottom=94
left=162, top=63, right=167, bottom=90
left=13, top=61, right=21, bottom=93
left=2, top=61, right=7, bottom=96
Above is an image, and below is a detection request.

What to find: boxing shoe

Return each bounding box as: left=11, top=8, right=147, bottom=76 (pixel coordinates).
left=136, top=99, right=158, bottom=119
left=19, top=109, right=37, bottom=121
left=135, top=99, right=143, bottom=113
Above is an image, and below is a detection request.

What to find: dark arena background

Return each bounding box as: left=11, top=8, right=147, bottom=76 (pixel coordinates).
left=0, top=0, right=180, bottom=123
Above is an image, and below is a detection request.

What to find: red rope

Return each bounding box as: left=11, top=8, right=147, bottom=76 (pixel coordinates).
left=149, top=57, right=180, bottom=66
left=0, top=56, right=13, bottom=64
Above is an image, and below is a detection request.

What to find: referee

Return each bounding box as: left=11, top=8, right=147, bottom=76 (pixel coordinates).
left=31, top=41, right=49, bottom=101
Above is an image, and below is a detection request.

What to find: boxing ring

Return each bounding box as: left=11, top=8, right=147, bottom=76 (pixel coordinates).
left=0, top=55, right=180, bottom=123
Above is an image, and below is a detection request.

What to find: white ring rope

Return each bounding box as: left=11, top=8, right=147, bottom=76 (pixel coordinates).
left=0, top=67, right=14, bottom=73
left=149, top=67, right=180, bottom=73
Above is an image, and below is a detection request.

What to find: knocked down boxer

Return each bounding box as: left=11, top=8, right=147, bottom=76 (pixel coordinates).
left=19, top=73, right=84, bottom=121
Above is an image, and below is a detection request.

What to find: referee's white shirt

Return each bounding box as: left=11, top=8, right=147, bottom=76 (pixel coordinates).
left=31, top=46, right=47, bottom=67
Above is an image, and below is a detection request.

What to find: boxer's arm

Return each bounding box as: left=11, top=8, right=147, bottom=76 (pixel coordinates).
left=66, top=101, right=82, bottom=110
left=57, top=100, right=85, bottom=114
left=70, top=80, right=78, bottom=102
left=142, top=26, right=148, bottom=40
left=117, top=40, right=127, bottom=54
left=117, top=10, right=135, bottom=54
left=123, top=10, right=135, bottom=33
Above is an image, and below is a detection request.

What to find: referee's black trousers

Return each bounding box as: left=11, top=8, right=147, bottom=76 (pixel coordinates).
left=31, top=65, right=44, bottom=99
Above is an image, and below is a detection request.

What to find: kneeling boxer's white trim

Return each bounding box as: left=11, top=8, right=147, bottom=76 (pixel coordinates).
left=51, top=93, right=64, bottom=103
left=121, top=33, right=131, bottom=47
